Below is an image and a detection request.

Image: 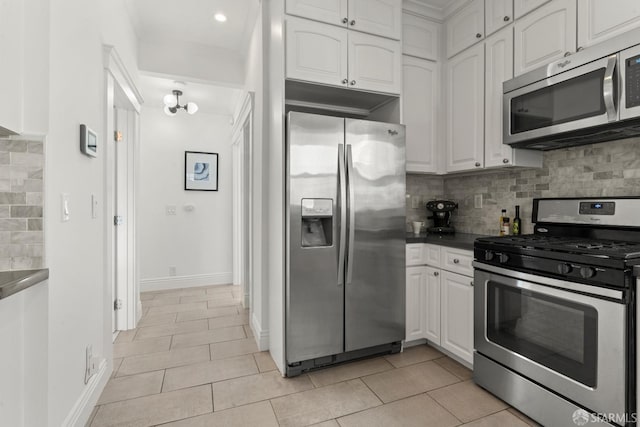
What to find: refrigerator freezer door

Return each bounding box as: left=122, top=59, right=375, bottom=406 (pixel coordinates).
left=287, top=112, right=345, bottom=364
left=344, top=119, right=406, bottom=352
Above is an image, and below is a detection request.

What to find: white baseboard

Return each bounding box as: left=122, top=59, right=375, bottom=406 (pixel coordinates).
left=140, top=273, right=233, bottom=292
left=251, top=312, right=269, bottom=351
left=62, top=359, right=109, bottom=427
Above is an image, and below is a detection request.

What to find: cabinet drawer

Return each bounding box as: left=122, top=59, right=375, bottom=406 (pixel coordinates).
left=406, top=244, right=425, bottom=266
left=424, top=244, right=441, bottom=268
left=441, top=247, right=474, bottom=276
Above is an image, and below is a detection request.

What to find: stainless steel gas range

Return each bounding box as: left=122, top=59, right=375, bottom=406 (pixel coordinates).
left=473, top=197, right=640, bottom=427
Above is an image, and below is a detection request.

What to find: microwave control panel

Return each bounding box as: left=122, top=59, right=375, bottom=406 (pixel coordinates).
left=626, top=54, right=640, bottom=108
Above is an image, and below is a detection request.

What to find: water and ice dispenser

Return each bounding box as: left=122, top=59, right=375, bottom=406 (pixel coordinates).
left=301, top=198, right=333, bottom=247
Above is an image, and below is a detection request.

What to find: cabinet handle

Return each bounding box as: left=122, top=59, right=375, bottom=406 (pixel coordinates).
left=342, top=79, right=348, bottom=84
left=503, top=16, right=510, bottom=22
left=475, top=162, right=481, bottom=167
left=564, top=51, right=572, bottom=57
left=470, top=281, right=474, bottom=286
left=503, top=158, right=509, bottom=164
left=350, top=80, right=356, bottom=86
left=434, top=271, right=439, bottom=277
left=350, top=20, right=356, bottom=26
left=342, top=17, right=348, bottom=24
left=476, top=33, right=482, bottom=38
left=453, top=258, right=460, bottom=264
left=577, top=46, right=584, bottom=52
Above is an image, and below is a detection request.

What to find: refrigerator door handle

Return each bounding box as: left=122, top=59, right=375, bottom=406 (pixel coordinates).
left=338, top=144, right=346, bottom=286
left=346, top=144, right=355, bottom=286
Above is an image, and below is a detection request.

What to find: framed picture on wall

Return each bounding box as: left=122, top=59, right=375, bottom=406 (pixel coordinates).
left=185, top=151, right=218, bottom=191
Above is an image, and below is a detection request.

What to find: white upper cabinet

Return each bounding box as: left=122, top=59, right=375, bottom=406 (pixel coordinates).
left=403, top=56, right=439, bottom=173
left=446, top=43, right=485, bottom=172
left=0, top=0, right=24, bottom=135
left=348, top=31, right=402, bottom=94
left=403, top=12, right=440, bottom=61
left=514, top=0, right=551, bottom=19
left=285, top=0, right=401, bottom=39
left=348, top=0, right=402, bottom=40
left=577, top=0, right=640, bottom=50
left=514, top=0, right=577, bottom=76
left=285, top=0, right=348, bottom=27
left=485, top=0, right=513, bottom=36
left=286, top=17, right=349, bottom=88
left=446, top=0, right=485, bottom=58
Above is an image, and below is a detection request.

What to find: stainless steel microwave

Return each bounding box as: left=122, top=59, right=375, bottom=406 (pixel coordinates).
left=503, top=27, right=640, bottom=150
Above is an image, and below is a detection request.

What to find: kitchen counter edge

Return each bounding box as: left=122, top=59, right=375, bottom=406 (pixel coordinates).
left=406, top=232, right=488, bottom=251
left=0, top=269, right=49, bottom=300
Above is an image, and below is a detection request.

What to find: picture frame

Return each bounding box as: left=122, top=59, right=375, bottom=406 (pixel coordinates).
left=184, top=151, right=218, bottom=191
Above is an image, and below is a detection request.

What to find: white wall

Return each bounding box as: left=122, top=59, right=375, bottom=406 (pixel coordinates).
left=138, top=107, right=234, bottom=289
left=46, top=0, right=139, bottom=425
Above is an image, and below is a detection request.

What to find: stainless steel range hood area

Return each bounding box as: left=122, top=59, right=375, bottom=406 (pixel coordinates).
left=503, top=27, right=640, bottom=150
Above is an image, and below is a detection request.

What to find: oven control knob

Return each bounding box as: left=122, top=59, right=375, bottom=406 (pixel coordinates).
left=499, top=253, right=509, bottom=264
left=580, top=267, right=596, bottom=279
left=557, top=263, right=572, bottom=275
left=484, top=251, right=495, bottom=261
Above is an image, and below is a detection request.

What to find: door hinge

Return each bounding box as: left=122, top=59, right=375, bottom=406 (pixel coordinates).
left=114, top=299, right=123, bottom=310
left=114, top=215, right=124, bottom=226
left=114, top=131, right=123, bottom=142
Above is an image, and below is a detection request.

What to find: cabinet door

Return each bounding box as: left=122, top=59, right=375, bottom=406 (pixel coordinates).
left=441, top=271, right=474, bottom=365
left=446, top=43, right=484, bottom=172
left=485, top=27, right=514, bottom=168
left=406, top=266, right=426, bottom=342
left=406, top=243, right=425, bottom=266
left=348, top=0, right=402, bottom=40
left=285, top=0, right=348, bottom=27
left=486, top=0, right=513, bottom=36
left=286, top=17, right=349, bottom=88
left=403, top=13, right=440, bottom=61
left=514, top=0, right=577, bottom=76
left=578, top=0, right=640, bottom=50
left=403, top=56, right=439, bottom=173
left=424, top=267, right=441, bottom=345
left=348, top=31, right=402, bottom=94
left=0, top=0, right=23, bottom=135
left=446, top=0, right=485, bottom=58
left=514, top=0, right=551, bottom=19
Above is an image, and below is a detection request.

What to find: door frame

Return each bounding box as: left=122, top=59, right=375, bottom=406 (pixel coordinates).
left=103, top=45, right=143, bottom=334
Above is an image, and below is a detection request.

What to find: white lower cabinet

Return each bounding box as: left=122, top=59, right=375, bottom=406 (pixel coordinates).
left=440, top=270, right=474, bottom=365
left=424, top=266, right=441, bottom=344
left=406, top=266, right=427, bottom=342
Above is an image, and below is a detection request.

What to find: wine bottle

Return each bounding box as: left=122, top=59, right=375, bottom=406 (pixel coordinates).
left=513, top=205, right=521, bottom=236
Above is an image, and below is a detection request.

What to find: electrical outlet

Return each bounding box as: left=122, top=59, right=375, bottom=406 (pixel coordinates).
left=166, top=205, right=177, bottom=216
left=169, top=266, right=176, bottom=276
left=474, top=194, right=483, bottom=209
left=411, top=196, right=420, bottom=209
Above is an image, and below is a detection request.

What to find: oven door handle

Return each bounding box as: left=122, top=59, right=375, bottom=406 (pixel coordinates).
left=472, top=261, right=624, bottom=300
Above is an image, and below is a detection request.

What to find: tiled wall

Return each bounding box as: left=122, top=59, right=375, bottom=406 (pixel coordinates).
left=406, top=174, right=444, bottom=231
left=0, top=138, right=44, bottom=270
left=407, top=137, right=640, bottom=236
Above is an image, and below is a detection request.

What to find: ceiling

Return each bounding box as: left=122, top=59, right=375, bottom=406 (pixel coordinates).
left=412, top=0, right=455, bottom=11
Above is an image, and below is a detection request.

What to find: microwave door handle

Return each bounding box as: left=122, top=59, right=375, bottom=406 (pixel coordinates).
left=603, top=54, right=618, bottom=122
left=338, top=144, right=346, bottom=287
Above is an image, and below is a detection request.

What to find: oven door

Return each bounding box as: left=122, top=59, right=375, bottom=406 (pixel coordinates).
left=474, top=264, right=627, bottom=417
left=504, top=54, right=619, bottom=146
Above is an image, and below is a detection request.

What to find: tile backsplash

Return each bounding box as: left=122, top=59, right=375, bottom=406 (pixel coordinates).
left=0, top=138, right=45, bottom=270
left=407, top=137, right=640, bottom=236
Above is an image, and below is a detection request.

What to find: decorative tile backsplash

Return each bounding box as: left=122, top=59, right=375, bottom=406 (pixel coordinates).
left=407, top=137, right=640, bottom=236
left=0, top=138, right=44, bottom=270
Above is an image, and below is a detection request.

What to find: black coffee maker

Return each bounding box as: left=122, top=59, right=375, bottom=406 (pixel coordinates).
left=426, top=200, right=458, bottom=234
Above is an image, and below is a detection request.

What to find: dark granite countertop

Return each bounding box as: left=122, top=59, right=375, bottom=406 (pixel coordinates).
left=406, top=232, right=488, bottom=251
left=0, top=269, right=49, bottom=300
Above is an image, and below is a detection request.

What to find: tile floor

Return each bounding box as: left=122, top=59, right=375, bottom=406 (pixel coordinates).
left=87, top=284, right=540, bottom=427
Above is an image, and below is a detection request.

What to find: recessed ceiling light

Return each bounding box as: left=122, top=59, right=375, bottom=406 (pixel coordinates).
left=214, top=13, right=227, bottom=23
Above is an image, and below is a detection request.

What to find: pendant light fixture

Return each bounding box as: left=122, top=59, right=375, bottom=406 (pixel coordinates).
left=163, top=90, right=199, bottom=116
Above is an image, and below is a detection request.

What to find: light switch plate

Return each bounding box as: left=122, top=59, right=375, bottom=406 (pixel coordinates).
left=474, top=194, right=483, bottom=209
left=91, top=194, right=98, bottom=219
left=61, top=193, right=70, bottom=222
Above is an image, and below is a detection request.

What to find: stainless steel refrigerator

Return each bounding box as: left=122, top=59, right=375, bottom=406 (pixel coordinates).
left=286, top=111, right=406, bottom=376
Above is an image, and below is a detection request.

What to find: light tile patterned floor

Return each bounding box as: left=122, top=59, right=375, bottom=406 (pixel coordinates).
left=87, top=284, right=540, bottom=427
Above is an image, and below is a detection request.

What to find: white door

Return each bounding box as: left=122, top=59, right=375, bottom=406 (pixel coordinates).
left=484, top=26, right=514, bottom=168
left=348, top=31, right=402, bottom=94
left=402, top=13, right=440, bottom=61
left=424, top=266, right=441, bottom=345
left=514, top=0, right=551, bottom=19
left=446, top=0, right=485, bottom=58
left=406, top=266, right=426, bottom=342
left=485, top=0, right=513, bottom=36
left=514, top=0, right=577, bottom=76
left=577, top=0, right=640, bottom=50
left=403, top=56, right=439, bottom=173
left=286, top=17, right=349, bottom=88
left=285, top=0, right=348, bottom=27
left=440, top=270, right=474, bottom=365
left=347, top=0, right=402, bottom=40
left=446, top=43, right=485, bottom=173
